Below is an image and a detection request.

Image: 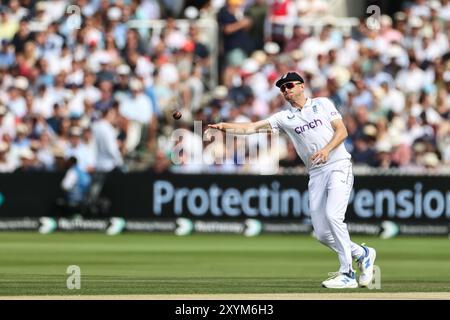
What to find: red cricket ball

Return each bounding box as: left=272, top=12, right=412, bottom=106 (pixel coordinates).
left=172, top=111, right=182, bottom=120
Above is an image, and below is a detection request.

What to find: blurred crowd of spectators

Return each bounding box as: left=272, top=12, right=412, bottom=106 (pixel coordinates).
left=0, top=0, right=449, bottom=175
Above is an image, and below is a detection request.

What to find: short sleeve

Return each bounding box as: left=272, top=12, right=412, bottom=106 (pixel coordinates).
left=267, top=112, right=284, bottom=133
left=320, top=98, right=342, bottom=122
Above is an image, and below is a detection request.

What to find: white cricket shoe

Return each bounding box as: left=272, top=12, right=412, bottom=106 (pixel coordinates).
left=321, top=271, right=358, bottom=289
left=357, top=244, right=377, bottom=287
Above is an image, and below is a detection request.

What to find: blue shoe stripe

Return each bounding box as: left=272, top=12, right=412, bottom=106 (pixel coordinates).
left=357, top=245, right=369, bottom=263
left=344, top=271, right=355, bottom=279
left=362, top=246, right=369, bottom=257
left=365, top=258, right=371, bottom=269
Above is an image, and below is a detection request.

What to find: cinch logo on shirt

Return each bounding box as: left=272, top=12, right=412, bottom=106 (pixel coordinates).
left=294, top=119, right=323, bottom=134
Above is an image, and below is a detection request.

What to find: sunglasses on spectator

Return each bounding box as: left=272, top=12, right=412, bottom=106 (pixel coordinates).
left=280, top=82, right=302, bottom=92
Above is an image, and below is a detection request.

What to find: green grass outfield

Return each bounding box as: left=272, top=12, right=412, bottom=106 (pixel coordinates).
left=0, top=232, right=449, bottom=296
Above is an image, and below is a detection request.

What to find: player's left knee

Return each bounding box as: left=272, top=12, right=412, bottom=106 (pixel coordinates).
left=325, top=212, right=344, bottom=225
left=314, top=231, right=333, bottom=245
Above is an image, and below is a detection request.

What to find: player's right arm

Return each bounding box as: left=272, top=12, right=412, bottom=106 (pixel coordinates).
left=207, top=119, right=272, bottom=135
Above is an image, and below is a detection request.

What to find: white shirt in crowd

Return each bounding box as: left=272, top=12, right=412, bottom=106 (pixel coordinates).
left=414, top=39, right=444, bottom=62
left=268, top=97, right=351, bottom=172
left=411, top=103, right=442, bottom=125
left=410, top=3, right=430, bottom=17
left=441, top=2, right=450, bottom=20
left=92, top=119, right=123, bottom=172
left=118, top=93, right=154, bottom=124
left=82, top=86, right=101, bottom=104
left=381, top=87, right=405, bottom=114
left=67, top=89, right=87, bottom=117
left=0, top=112, right=16, bottom=140
left=395, top=66, right=427, bottom=94
left=336, top=37, right=360, bottom=67
left=65, top=143, right=96, bottom=172
left=300, top=37, right=336, bottom=61
left=32, top=91, right=56, bottom=119
left=8, top=96, right=27, bottom=118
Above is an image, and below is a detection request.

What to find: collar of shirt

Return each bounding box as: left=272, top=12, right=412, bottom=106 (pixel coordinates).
left=289, top=97, right=312, bottom=113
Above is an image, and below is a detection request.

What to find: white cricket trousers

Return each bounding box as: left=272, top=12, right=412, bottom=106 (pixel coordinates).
left=308, top=159, right=364, bottom=274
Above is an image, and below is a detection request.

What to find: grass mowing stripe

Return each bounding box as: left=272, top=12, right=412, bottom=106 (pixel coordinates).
left=0, top=232, right=449, bottom=295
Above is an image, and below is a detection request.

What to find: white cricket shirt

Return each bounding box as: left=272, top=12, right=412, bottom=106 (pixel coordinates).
left=268, top=97, right=351, bottom=173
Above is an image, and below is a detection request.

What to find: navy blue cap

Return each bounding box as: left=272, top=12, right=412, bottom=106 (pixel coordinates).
left=275, top=72, right=305, bottom=88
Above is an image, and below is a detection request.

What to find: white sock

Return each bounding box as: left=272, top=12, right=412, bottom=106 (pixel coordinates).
left=351, top=243, right=366, bottom=261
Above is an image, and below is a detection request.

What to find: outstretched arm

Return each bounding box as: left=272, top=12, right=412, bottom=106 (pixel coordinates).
left=207, top=119, right=272, bottom=135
